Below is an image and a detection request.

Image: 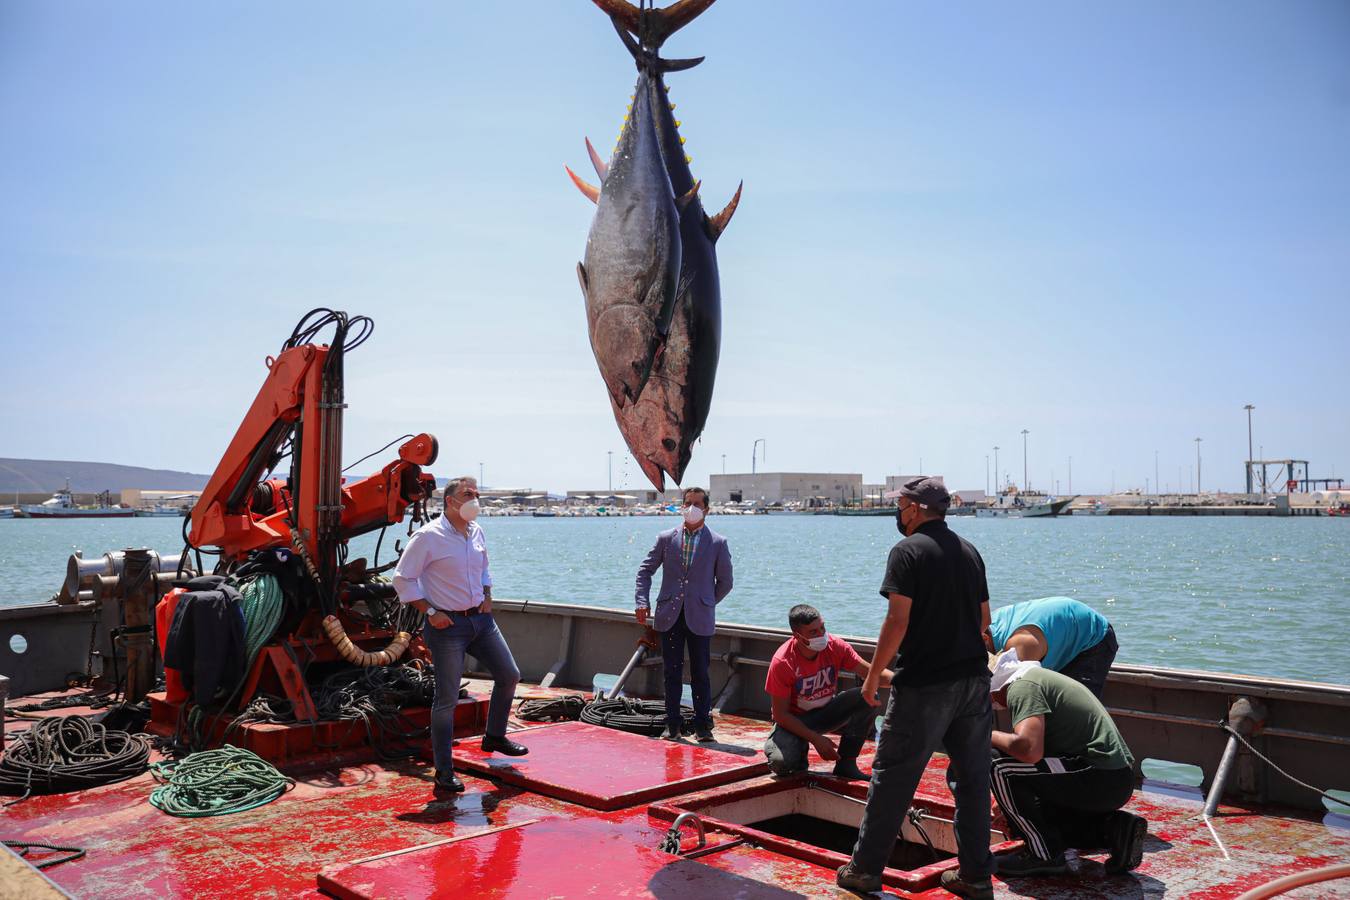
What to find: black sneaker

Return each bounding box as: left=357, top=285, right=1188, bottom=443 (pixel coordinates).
left=832, top=760, right=869, bottom=781
left=433, top=770, right=464, bottom=793
left=996, top=849, right=1068, bottom=876
left=660, top=725, right=681, bottom=741
left=480, top=734, right=528, bottom=756
left=835, top=864, right=882, bottom=893
left=1106, top=811, right=1147, bottom=873
left=939, top=869, right=994, bottom=899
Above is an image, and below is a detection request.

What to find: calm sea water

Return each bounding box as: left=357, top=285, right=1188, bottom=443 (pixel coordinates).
left=2, top=515, right=1346, bottom=684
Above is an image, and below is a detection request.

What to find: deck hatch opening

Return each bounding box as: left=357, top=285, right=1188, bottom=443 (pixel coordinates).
left=748, top=812, right=953, bottom=871
left=657, top=779, right=1008, bottom=890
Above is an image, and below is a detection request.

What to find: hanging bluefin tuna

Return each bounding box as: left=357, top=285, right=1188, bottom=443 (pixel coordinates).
left=569, top=0, right=741, bottom=490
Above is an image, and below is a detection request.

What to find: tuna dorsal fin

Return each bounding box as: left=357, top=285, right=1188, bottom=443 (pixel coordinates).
left=565, top=165, right=600, bottom=204
left=576, top=262, right=589, bottom=298
left=585, top=137, right=608, bottom=181
left=676, top=179, right=701, bottom=212
left=704, top=180, right=743, bottom=242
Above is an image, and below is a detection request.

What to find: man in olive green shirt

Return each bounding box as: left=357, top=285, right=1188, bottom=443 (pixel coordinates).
left=986, top=650, right=1147, bottom=880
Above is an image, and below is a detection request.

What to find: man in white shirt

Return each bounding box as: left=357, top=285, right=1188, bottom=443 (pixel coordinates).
left=393, top=475, right=526, bottom=793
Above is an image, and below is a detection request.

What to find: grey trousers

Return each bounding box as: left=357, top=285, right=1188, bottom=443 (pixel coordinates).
left=763, top=688, right=876, bottom=775
left=849, top=674, right=995, bottom=880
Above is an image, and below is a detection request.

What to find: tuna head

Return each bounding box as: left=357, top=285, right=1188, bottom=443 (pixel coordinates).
left=576, top=70, right=686, bottom=409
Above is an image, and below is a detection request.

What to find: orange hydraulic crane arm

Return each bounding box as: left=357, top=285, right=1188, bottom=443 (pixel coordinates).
left=188, top=319, right=438, bottom=581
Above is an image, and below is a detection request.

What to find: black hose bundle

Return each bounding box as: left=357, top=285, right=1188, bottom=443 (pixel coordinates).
left=517, top=694, right=588, bottom=722
left=580, top=697, right=694, bottom=736
left=0, top=716, right=151, bottom=803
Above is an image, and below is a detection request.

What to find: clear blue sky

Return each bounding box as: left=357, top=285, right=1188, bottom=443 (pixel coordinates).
left=2, top=1, right=1347, bottom=495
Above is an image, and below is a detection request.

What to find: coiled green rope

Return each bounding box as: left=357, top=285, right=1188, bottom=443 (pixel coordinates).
left=148, top=745, right=294, bottom=817
left=238, top=574, right=285, bottom=672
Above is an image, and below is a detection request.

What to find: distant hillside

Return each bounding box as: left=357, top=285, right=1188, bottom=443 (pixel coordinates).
left=0, top=458, right=211, bottom=493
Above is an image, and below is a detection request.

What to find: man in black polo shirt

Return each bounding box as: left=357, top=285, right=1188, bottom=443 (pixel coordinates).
left=838, top=476, right=996, bottom=900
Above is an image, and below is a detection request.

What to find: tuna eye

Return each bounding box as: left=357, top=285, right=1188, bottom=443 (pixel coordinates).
left=662, top=439, right=676, bottom=451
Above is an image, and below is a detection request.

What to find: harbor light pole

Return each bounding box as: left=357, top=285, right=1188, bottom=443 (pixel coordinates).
left=752, top=438, right=765, bottom=474
left=1021, top=430, right=1030, bottom=492
left=607, top=451, right=612, bottom=492
left=1068, top=456, right=1073, bottom=494
left=721, top=453, right=726, bottom=474
left=1195, top=437, right=1203, bottom=494
left=985, top=455, right=990, bottom=496
left=1155, top=451, right=1159, bottom=498
left=1244, top=404, right=1255, bottom=492
left=993, top=446, right=1000, bottom=493
left=478, top=462, right=483, bottom=487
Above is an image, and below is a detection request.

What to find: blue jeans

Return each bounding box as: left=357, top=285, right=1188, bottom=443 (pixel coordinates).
left=660, top=609, right=711, bottom=731
left=420, top=611, right=520, bottom=774
left=849, top=674, right=995, bottom=880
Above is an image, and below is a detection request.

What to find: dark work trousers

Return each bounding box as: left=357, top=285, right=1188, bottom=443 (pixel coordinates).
left=660, top=608, right=712, bottom=731
left=764, top=687, right=876, bottom=774
left=990, top=754, right=1133, bottom=859
left=849, top=675, right=995, bottom=880
left=1059, top=624, right=1119, bottom=699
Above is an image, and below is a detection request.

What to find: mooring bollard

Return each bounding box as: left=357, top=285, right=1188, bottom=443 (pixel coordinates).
left=1204, top=696, right=1268, bottom=817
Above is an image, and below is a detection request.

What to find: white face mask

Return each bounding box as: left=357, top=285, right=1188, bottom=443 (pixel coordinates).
left=683, top=505, right=704, bottom=525
left=456, top=499, right=480, bottom=522
left=806, top=633, right=829, bottom=653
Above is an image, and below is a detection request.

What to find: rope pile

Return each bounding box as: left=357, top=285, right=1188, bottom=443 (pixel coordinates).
left=0, top=716, right=150, bottom=803
left=238, top=574, right=286, bottom=672
left=580, top=697, right=693, bottom=736
left=517, top=694, right=587, bottom=722
left=148, top=745, right=293, bottom=817
left=311, top=663, right=437, bottom=757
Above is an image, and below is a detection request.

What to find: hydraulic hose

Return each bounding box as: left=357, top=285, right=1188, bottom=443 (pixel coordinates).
left=1235, top=863, right=1350, bottom=900
left=322, top=615, right=411, bottom=667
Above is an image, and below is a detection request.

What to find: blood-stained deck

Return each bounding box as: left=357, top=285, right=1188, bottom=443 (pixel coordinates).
left=3, top=679, right=1348, bottom=898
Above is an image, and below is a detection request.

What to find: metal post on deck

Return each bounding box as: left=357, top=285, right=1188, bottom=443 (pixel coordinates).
left=1204, top=697, right=1267, bottom=817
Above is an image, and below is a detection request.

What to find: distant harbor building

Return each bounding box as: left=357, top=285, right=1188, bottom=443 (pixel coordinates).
left=120, top=488, right=201, bottom=509
left=565, top=489, right=664, bottom=508
left=711, top=473, right=862, bottom=506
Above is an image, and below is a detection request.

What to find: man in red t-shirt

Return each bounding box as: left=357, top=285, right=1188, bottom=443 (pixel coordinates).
left=764, top=604, right=893, bottom=780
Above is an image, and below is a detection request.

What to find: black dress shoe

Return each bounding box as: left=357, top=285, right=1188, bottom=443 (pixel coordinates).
left=434, top=770, right=464, bottom=792
left=481, top=734, right=529, bottom=756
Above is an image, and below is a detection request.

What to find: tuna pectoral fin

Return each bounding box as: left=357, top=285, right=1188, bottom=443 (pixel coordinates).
left=704, top=180, right=743, bottom=242
left=585, top=137, right=608, bottom=181
left=676, top=180, right=701, bottom=212
left=565, top=166, right=600, bottom=204
left=576, top=262, right=589, bottom=299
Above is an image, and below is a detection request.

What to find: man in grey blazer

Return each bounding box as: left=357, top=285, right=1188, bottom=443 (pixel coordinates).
left=635, top=486, right=734, bottom=742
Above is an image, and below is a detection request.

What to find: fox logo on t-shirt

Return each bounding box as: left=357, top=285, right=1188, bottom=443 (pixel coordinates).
left=795, top=666, right=838, bottom=710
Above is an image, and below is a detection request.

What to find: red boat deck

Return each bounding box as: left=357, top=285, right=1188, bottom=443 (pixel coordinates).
left=4, top=679, right=1348, bottom=898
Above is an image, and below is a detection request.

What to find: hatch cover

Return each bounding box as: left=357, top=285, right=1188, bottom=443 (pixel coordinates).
left=451, top=721, right=766, bottom=810
left=317, top=818, right=801, bottom=900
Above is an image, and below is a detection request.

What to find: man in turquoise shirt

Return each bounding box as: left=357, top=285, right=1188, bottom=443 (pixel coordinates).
left=985, top=597, right=1116, bottom=698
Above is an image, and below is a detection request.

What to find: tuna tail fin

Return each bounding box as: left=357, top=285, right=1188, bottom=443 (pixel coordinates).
left=611, top=16, right=704, bottom=73
left=565, top=165, right=600, bottom=204
left=592, top=0, right=717, bottom=51
left=704, top=180, right=743, bottom=242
